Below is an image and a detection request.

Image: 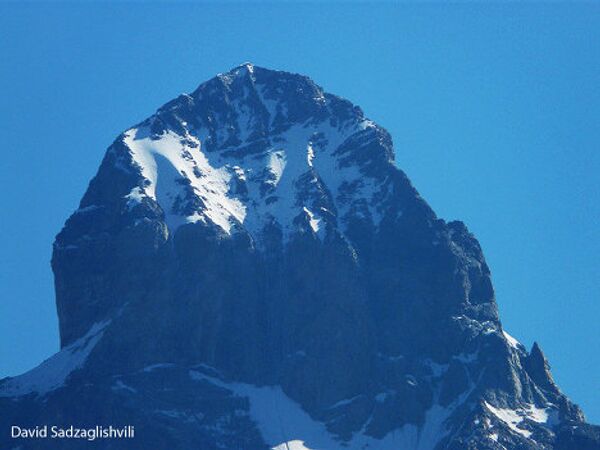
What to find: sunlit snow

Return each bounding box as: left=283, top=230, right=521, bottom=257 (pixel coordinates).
left=484, top=401, right=558, bottom=439
left=120, top=87, right=389, bottom=241
left=0, top=320, right=110, bottom=397
left=189, top=369, right=454, bottom=450
left=502, top=330, right=522, bottom=350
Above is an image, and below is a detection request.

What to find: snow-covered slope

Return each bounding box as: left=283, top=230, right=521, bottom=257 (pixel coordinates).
left=0, top=320, right=109, bottom=398
left=111, top=64, right=390, bottom=243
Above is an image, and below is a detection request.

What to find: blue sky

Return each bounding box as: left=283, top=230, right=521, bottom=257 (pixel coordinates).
left=1, top=2, right=598, bottom=422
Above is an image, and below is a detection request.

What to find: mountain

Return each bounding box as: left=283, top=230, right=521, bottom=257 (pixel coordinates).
left=1, top=63, right=598, bottom=450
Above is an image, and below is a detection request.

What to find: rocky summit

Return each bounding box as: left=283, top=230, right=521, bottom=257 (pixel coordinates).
left=1, top=64, right=598, bottom=450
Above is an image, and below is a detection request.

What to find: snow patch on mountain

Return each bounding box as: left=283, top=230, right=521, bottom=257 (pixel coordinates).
left=303, top=207, right=321, bottom=234
left=189, top=369, right=342, bottom=449
left=484, top=401, right=559, bottom=439
left=484, top=401, right=533, bottom=438
left=0, top=320, right=110, bottom=398
left=272, top=440, right=312, bottom=450
left=123, top=128, right=246, bottom=233
left=121, top=117, right=389, bottom=241
left=189, top=368, right=456, bottom=450
left=502, top=330, right=522, bottom=350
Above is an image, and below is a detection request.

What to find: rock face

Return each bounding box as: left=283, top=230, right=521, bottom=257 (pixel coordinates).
left=1, top=64, right=598, bottom=450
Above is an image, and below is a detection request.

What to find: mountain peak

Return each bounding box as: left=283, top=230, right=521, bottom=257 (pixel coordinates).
left=216, top=61, right=257, bottom=82
left=94, top=65, right=390, bottom=241
left=3, top=65, right=596, bottom=450
left=205, top=63, right=325, bottom=106
left=238, top=60, right=255, bottom=70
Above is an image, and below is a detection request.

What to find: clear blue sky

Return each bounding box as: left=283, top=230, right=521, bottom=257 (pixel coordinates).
left=1, top=2, right=598, bottom=422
